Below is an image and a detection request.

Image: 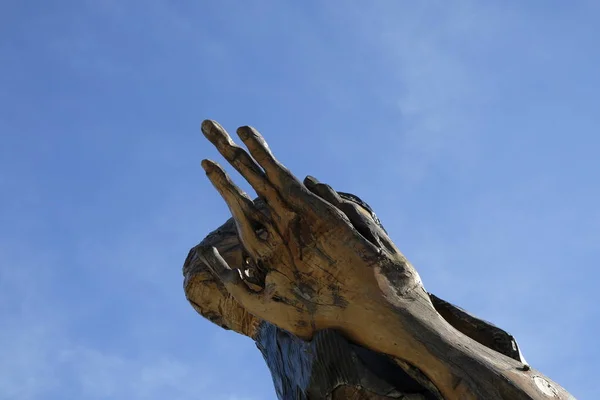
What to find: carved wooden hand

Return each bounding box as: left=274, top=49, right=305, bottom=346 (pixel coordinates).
left=197, top=120, right=425, bottom=340
left=185, top=120, right=574, bottom=400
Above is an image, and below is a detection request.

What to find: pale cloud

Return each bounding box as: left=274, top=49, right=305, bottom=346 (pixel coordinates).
left=0, top=241, right=231, bottom=400
left=321, top=2, right=496, bottom=183
left=58, top=347, right=208, bottom=399
left=2, top=1, right=596, bottom=399
left=0, top=326, right=209, bottom=400
left=0, top=195, right=251, bottom=400
left=0, top=323, right=59, bottom=400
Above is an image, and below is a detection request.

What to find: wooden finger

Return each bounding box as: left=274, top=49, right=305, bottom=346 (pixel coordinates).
left=235, top=126, right=290, bottom=184
left=303, top=176, right=345, bottom=207
left=201, top=159, right=273, bottom=257
left=304, top=176, right=383, bottom=249
left=236, top=126, right=310, bottom=201
left=199, top=246, right=293, bottom=325
left=236, top=127, right=351, bottom=226
left=201, top=120, right=288, bottom=213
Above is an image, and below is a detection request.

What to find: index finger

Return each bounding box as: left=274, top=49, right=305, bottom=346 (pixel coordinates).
left=236, top=126, right=343, bottom=221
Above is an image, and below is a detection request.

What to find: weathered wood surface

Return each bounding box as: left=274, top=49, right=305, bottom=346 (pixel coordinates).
left=183, top=120, right=575, bottom=400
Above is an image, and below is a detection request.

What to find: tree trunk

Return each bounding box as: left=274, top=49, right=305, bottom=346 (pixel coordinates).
left=182, top=120, right=575, bottom=400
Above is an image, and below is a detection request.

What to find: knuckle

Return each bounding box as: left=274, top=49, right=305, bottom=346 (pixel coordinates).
left=228, top=145, right=246, bottom=162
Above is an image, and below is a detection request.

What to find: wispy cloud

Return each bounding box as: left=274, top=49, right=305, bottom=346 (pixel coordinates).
left=1, top=1, right=597, bottom=399
left=315, top=2, right=491, bottom=184
left=0, top=211, right=267, bottom=400
left=0, top=246, right=204, bottom=400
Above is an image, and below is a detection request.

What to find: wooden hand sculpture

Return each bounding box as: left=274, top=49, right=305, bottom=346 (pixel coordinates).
left=183, top=120, right=574, bottom=400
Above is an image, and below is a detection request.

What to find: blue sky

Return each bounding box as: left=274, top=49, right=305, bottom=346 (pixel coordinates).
left=1, top=1, right=598, bottom=399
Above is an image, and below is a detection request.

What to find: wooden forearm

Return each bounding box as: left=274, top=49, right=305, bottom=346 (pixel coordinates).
left=249, top=296, right=572, bottom=399
left=374, top=289, right=572, bottom=399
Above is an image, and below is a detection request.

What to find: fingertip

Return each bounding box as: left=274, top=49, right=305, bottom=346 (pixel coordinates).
left=236, top=126, right=252, bottom=140
left=303, top=175, right=320, bottom=188
left=201, top=159, right=216, bottom=172
left=201, top=119, right=217, bottom=134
